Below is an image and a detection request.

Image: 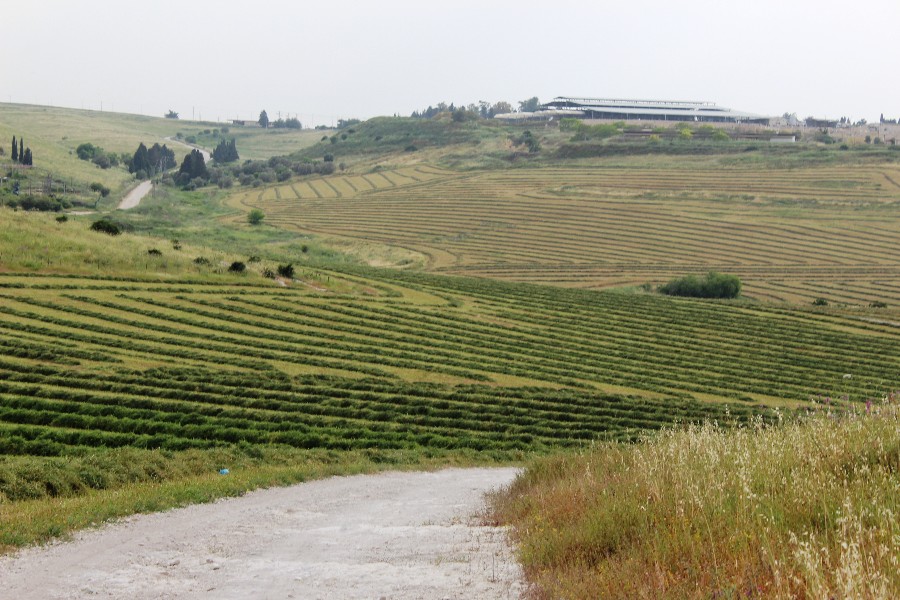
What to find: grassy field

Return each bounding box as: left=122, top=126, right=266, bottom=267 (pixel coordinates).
left=227, top=158, right=900, bottom=306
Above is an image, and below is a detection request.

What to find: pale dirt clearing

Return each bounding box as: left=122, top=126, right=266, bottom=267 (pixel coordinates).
left=0, top=468, right=523, bottom=600
left=118, top=180, right=153, bottom=210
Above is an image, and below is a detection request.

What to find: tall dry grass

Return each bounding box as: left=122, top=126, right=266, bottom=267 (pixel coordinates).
left=492, top=397, right=899, bottom=599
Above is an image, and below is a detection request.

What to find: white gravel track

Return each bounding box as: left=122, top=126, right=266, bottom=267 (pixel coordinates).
left=0, top=468, right=523, bottom=600
left=117, top=180, right=153, bottom=210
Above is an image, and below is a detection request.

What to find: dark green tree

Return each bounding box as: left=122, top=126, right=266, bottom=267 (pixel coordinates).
left=76, top=142, right=99, bottom=160
left=146, top=143, right=176, bottom=173
left=518, top=97, right=541, bottom=113
left=130, top=143, right=151, bottom=175
left=177, top=149, right=209, bottom=182
left=11, top=136, right=17, bottom=161
left=259, top=110, right=269, bottom=129
left=19, top=138, right=24, bottom=164
left=22, top=148, right=32, bottom=166
left=212, top=139, right=239, bottom=163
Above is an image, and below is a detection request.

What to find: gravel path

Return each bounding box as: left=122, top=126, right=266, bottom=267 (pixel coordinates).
left=165, top=136, right=212, bottom=163
left=0, top=468, right=523, bottom=599
left=118, top=180, right=153, bottom=210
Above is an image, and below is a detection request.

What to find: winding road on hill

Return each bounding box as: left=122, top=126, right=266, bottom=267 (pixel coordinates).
left=0, top=468, right=523, bottom=599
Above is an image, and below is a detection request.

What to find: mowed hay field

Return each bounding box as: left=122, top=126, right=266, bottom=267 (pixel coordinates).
left=227, top=161, right=900, bottom=305
left=1, top=259, right=899, bottom=457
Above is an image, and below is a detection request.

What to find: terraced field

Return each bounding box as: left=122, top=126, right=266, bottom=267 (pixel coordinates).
left=1, top=269, right=897, bottom=457
left=228, top=163, right=900, bottom=305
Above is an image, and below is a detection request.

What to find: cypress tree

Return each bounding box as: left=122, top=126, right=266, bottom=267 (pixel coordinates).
left=19, top=138, right=24, bottom=164
left=23, top=148, right=32, bottom=166
left=12, top=136, right=17, bottom=161
left=130, top=142, right=150, bottom=175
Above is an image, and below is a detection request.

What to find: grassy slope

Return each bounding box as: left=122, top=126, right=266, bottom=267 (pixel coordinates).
left=0, top=103, right=321, bottom=204
left=491, top=403, right=900, bottom=598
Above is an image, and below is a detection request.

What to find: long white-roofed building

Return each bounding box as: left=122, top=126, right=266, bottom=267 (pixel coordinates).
left=537, top=97, right=770, bottom=125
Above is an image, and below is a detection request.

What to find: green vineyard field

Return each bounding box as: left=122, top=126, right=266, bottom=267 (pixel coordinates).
left=1, top=268, right=897, bottom=458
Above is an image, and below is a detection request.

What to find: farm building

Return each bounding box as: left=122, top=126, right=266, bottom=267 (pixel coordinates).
left=533, top=97, right=771, bottom=125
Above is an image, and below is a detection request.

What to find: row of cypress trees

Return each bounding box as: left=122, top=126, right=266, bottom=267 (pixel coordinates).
left=10, top=136, right=33, bottom=166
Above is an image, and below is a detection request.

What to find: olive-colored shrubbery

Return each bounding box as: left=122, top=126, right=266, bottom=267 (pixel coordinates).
left=659, top=271, right=742, bottom=298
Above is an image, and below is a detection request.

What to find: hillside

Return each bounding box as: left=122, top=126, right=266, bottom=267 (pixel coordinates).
left=227, top=156, right=900, bottom=306
left=1, top=107, right=899, bottom=564
left=0, top=103, right=320, bottom=211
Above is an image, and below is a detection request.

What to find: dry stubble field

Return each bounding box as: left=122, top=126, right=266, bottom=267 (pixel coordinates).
left=226, top=161, right=900, bottom=306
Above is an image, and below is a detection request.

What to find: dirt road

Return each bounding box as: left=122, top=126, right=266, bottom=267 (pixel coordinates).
left=0, top=468, right=523, bottom=599
left=118, top=179, right=153, bottom=210
left=165, top=136, right=212, bottom=163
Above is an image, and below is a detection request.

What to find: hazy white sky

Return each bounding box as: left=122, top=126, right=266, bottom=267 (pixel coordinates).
left=3, top=0, right=898, bottom=125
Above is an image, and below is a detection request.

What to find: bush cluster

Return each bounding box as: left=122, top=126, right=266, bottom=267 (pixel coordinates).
left=89, top=218, right=122, bottom=236
left=658, top=271, right=741, bottom=299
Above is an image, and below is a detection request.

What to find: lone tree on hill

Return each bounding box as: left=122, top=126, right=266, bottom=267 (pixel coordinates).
left=11, top=136, right=17, bottom=161
left=259, top=110, right=269, bottom=129
left=165, top=110, right=179, bottom=119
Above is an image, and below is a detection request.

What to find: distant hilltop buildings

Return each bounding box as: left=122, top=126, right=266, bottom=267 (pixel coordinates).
left=497, top=96, right=771, bottom=125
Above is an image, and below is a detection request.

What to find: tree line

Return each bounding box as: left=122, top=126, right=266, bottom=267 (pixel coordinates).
left=410, top=97, right=539, bottom=120
left=10, top=136, right=33, bottom=166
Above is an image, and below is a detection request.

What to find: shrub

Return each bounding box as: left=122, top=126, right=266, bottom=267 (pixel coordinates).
left=147, top=248, right=162, bottom=256
left=90, top=218, right=121, bottom=236
left=869, top=301, right=887, bottom=308
left=193, top=257, right=211, bottom=266
left=812, top=297, right=829, bottom=306
left=55, top=214, right=68, bottom=223
left=658, top=271, right=741, bottom=299
left=228, top=261, right=246, bottom=273
left=247, top=209, right=265, bottom=225
left=277, top=263, right=294, bottom=279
